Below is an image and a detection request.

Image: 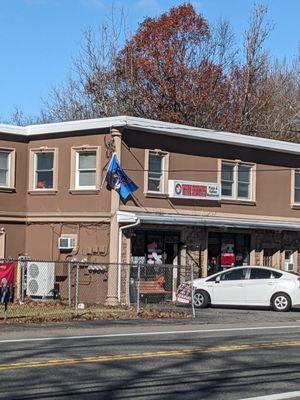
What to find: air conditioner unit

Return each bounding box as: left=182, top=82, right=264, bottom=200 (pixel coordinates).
left=27, top=262, right=55, bottom=298
left=58, top=236, right=75, bottom=250
left=285, top=263, right=294, bottom=272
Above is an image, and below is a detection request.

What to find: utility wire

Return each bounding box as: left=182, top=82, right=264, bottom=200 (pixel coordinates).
left=103, top=166, right=300, bottom=173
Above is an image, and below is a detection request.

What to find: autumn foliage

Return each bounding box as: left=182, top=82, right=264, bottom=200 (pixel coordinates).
left=38, top=4, right=299, bottom=141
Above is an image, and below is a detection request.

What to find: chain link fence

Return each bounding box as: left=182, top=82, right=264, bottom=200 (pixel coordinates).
left=0, top=259, right=196, bottom=321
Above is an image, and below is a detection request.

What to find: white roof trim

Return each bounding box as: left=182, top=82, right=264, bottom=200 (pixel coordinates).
left=1, top=115, right=300, bottom=156
left=0, top=124, right=27, bottom=135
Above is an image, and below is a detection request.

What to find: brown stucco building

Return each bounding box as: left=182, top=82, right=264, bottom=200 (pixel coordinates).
left=1, top=116, right=300, bottom=304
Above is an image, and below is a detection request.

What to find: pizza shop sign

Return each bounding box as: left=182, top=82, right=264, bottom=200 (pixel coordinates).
left=168, top=180, right=221, bottom=201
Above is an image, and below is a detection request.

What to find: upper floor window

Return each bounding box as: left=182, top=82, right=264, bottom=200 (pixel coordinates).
left=35, top=152, right=54, bottom=189
left=144, top=150, right=169, bottom=195
left=0, top=149, right=16, bottom=190
left=76, top=151, right=96, bottom=189
left=221, top=161, right=254, bottom=201
left=70, top=146, right=101, bottom=192
left=294, top=170, right=300, bottom=204
left=29, top=148, right=58, bottom=192
left=0, top=151, right=9, bottom=187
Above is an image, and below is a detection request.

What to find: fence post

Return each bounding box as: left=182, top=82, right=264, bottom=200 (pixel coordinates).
left=4, top=302, right=7, bottom=321
left=75, top=264, right=79, bottom=315
left=21, top=260, right=25, bottom=302
left=136, top=264, right=141, bottom=317
left=68, top=263, right=72, bottom=307
left=191, top=264, right=195, bottom=318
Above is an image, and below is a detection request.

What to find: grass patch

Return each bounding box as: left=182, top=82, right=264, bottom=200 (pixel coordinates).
left=0, top=301, right=190, bottom=323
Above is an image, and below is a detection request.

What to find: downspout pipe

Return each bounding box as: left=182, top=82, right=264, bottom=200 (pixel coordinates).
left=117, top=217, right=141, bottom=303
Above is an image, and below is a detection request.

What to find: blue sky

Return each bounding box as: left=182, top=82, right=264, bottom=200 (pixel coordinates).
left=0, top=0, right=299, bottom=122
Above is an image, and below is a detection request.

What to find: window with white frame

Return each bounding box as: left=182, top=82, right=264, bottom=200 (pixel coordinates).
left=34, top=152, right=54, bottom=189
left=147, top=152, right=165, bottom=192
left=0, top=149, right=15, bottom=189
left=75, top=150, right=97, bottom=189
left=221, top=161, right=253, bottom=200
left=294, top=170, right=300, bottom=204
left=0, top=151, right=9, bottom=187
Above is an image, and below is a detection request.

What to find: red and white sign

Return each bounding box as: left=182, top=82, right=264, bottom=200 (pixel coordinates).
left=169, top=180, right=221, bottom=200
left=0, top=262, right=16, bottom=286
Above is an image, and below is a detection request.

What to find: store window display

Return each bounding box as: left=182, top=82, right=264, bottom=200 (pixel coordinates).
left=208, top=232, right=250, bottom=275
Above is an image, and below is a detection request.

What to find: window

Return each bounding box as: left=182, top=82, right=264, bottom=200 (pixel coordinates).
left=238, top=164, right=251, bottom=198
left=221, top=161, right=254, bottom=200
left=35, top=152, right=54, bottom=189
left=0, top=152, right=9, bottom=187
left=220, top=268, right=247, bottom=281
left=76, top=151, right=96, bottom=189
left=0, top=149, right=15, bottom=189
left=144, top=150, right=169, bottom=195
left=221, top=164, right=234, bottom=197
left=294, top=170, right=300, bottom=204
left=272, top=271, right=282, bottom=279
left=250, top=268, right=271, bottom=279
left=29, top=149, right=58, bottom=192
left=70, top=146, right=101, bottom=192
left=148, top=153, right=164, bottom=192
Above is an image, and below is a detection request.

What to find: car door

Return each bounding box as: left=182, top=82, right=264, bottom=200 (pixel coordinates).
left=212, top=268, right=248, bottom=305
left=245, top=267, right=277, bottom=305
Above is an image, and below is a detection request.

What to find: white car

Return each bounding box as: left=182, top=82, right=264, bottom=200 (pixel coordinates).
left=177, top=266, right=300, bottom=312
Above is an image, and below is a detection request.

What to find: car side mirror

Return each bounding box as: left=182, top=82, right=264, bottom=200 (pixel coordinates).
left=215, top=276, right=221, bottom=283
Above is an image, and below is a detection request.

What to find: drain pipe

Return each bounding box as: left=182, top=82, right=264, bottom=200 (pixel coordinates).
left=117, top=217, right=140, bottom=302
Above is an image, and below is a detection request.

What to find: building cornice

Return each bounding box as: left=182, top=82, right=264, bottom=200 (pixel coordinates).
left=1, top=116, right=300, bottom=156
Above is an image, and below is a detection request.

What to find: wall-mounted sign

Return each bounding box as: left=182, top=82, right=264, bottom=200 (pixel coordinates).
left=168, top=180, right=221, bottom=201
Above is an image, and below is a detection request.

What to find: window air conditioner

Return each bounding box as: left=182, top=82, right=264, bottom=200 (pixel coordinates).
left=285, top=263, right=294, bottom=272
left=58, top=236, right=76, bottom=250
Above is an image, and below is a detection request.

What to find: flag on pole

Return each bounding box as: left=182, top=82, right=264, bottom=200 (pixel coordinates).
left=105, top=153, right=138, bottom=202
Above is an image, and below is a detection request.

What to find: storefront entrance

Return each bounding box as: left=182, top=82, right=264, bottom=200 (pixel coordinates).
left=131, top=230, right=180, bottom=266
left=208, top=232, right=251, bottom=275
left=130, top=230, right=181, bottom=300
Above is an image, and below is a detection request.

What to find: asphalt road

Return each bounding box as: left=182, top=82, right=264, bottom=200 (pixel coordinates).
left=1, top=309, right=300, bottom=399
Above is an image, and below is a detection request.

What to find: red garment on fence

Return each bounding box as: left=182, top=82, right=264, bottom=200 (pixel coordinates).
left=0, top=262, right=16, bottom=285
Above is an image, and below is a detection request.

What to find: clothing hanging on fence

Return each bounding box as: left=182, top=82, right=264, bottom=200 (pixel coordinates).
left=0, top=285, right=12, bottom=304
left=0, top=262, right=16, bottom=307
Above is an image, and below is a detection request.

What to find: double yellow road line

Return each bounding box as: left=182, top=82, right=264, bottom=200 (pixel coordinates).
left=2, top=340, right=300, bottom=371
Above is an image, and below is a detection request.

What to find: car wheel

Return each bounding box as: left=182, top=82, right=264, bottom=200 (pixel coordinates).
left=271, top=292, right=291, bottom=312
left=193, top=290, right=210, bottom=309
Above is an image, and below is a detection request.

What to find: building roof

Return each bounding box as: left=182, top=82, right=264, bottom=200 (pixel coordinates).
left=1, top=115, right=300, bottom=156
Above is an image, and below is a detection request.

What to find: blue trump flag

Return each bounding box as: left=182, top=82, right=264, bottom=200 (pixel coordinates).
left=105, top=153, right=138, bottom=202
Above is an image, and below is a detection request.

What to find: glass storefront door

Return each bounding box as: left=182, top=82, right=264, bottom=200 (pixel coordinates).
left=131, top=230, right=180, bottom=295
left=131, top=230, right=180, bottom=266
left=208, top=232, right=251, bottom=275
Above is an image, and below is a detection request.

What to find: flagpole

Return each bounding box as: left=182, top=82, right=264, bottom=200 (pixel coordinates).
left=100, top=152, right=116, bottom=190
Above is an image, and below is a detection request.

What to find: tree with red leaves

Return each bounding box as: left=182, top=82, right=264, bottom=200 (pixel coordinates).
left=33, top=4, right=299, bottom=141
left=113, top=4, right=236, bottom=129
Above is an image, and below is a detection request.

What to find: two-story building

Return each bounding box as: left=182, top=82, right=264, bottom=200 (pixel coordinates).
left=1, top=116, right=300, bottom=304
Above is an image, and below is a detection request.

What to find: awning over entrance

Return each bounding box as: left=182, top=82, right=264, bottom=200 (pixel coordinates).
left=117, top=211, right=300, bottom=231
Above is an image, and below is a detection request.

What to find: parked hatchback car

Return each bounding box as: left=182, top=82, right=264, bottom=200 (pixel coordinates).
left=177, top=266, right=300, bottom=312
